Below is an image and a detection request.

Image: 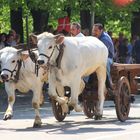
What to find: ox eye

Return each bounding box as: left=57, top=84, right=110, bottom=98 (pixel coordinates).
left=48, top=46, right=52, bottom=49
left=12, top=60, right=15, bottom=63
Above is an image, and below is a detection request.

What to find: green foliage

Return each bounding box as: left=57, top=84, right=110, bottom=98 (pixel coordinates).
left=93, top=0, right=140, bottom=37
left=0, top=0, right=140, bottom=38
left=0, top=5, right=10, bottom=33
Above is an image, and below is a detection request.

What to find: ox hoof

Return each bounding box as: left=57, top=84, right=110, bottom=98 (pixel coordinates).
left=33, top=123, right=42, bottom=128
left=39, top=101, right=44, bottom=106
left=94, top=115, right=102, bottom=120
left=68, top=106, right=74, bottom=114
left=3, top=114, right=13, bottom=121
left=74, top=104, right=83, bottom=112
left=33, top=116, right=42, bottom=128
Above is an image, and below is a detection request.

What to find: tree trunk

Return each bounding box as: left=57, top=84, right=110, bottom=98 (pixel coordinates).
left=30, top=9, right=49, bottom=34
left=131, top=11, right=140, bottom=37
left=10, top=7, right=24, bottom=43
left=80, top=10, right=91, bottom=30
left=79, top=0, right=92, bottom=35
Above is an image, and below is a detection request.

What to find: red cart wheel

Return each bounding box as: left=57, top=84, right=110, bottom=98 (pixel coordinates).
left=51, top=99, right=67, bottom=122
left=115, top=76, right=131, bottom=122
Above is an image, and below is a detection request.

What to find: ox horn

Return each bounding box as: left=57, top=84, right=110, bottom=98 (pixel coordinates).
left=17, top=49, right=29, bottom=61
left=17, top=49, right=26, bottom=54
left=54, top=34, right=64, bottom=44
left=12, top=43, right=28, bottom=51
left=29, top=34, right=38, bottom=46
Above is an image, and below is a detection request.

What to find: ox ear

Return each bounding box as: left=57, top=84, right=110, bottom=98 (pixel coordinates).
left=29, top=34, right=38, bottom=45
left=17, top=50, right=29, bottom=61
left=54, top=34, right=64, bottom=44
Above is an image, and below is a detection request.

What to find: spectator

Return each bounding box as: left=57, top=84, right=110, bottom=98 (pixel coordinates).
left=126, top=38, right=133, bottom=64
left=70, top=22, right=85, bottom=37
left=117, top=38, right=128, bottom=63
left=9, top=29, right=16, bottom=38
left=132, top=36, right=140, bottom=64
left=0, top=33, right=7, bottom=49
left=118, top=32, right=124, bottom=44
left=5, top=34, right=16, bottom=46
left=15, top=34, right=21, bottom=44
left=9, top=29, right=17, bottom=45
left=92, top=23, right=115, bottom=89
left=82, top=28, right=90, bottom=36
left=58, top=29, right=70, bottom=36
left=113, top=38, right=119, bottom=62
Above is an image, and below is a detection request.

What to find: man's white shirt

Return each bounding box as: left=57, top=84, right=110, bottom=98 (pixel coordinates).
left=75, top=32, right=85, bottom=37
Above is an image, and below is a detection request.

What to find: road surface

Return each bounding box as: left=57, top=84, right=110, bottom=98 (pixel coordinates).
left=0, top=88, right=140, bottom=140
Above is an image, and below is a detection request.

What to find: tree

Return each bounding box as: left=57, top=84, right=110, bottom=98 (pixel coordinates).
left=30, top=9, right=49, bottom=33
left=10, top=7, right=24, bottom=42
left=79, top=0, right=92, bottom=32
left=1, top=0, right=140, bottom=39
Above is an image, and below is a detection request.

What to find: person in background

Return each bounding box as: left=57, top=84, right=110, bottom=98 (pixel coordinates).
left=92, top=23, right=115, bottom=89
left=132, top=36, right=140, bottom=64
left=125, top=38, right=133, bottom=64
left=82, top=28, right=90, bottom=36
left=118, top=38, right=128, bottom=63
left=5, top=34, right=15, bottom=46
left=70, top=22, right=85, bottom=37
left=0, top=33, right=7, bottom=49
left=15, top=34, right=21, bottom=44
left=9, top=29, right=16, bottom=39
left=8, top=29, right=17, bottom=46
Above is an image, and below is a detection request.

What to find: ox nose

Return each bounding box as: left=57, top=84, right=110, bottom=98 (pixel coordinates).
left=37, top=60, right=45, bottom=65
left=1, top=74, right=8, bottom=82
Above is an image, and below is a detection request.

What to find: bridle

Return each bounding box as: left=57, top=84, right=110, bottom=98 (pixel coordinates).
left=39, top=44, right=64, bottom=68
left=2, top=60, right=22, bottom=82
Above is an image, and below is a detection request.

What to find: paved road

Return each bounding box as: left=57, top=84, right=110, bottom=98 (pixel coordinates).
left=0, top=87, right=140, bottom=140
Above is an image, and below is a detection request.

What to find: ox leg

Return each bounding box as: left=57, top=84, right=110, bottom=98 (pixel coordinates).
left=3, top=84, right=15, bottom=120
left=78, top=79, right=85, bottom=103
left=80, top=79, right=85, bottom=93
left=69, top=78, right=83, bottom=112
left=48, top=77, right=68, bottom=105
left=39, top=84, right=45, bottom=106
left=32, top=89, right=42, bottom=128
left=39, top=92, right=44, bottom=106
left=56, top=83, right=69, bottom=113
left=95, top=66, right=106, bottom=120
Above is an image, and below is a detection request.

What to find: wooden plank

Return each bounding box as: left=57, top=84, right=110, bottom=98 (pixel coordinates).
left=112, top=63, right=140, bottom=71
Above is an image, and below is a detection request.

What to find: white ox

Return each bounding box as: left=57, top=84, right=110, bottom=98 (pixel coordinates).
left=32, top=32, right=108, bottom=119
left=0, top=47, right=48, bottom=127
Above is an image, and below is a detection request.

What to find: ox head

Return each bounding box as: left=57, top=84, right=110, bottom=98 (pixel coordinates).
left=30, top=32, right=64, bottom=66
left=0, top=47, right=29, bottom=82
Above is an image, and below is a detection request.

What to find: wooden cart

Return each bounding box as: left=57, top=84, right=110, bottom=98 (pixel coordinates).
left=82, top=63, right=140, bottom=122
left=52, top=63, right=140, bottom=122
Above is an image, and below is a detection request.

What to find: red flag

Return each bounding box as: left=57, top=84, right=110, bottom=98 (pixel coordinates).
left=57, top=16, right=70, bottom=32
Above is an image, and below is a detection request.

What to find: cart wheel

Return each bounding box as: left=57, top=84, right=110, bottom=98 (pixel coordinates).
left=82, top=92, right=96, bottom=118
left=51, top=99, right=67, bottom=122
left=115, top=76, right=131, bottom=122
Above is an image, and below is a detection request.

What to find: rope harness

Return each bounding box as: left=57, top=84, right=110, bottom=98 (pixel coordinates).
left=39, top=43, right=65, bottom=70
left=2, top=60, right=22, bottom=82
